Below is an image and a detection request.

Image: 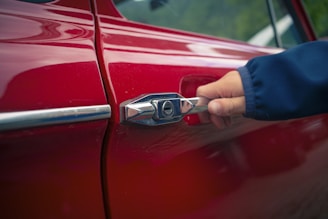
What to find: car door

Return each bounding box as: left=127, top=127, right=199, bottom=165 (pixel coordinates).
left=93, top=0, right=328, bottom=219
left=0, top=0, right=109, bottom=218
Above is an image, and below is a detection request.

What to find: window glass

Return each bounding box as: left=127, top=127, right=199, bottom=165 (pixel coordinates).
left=269, top=0, right=301, bottom=48
left=302, top=0, right=328, bottom=40
left=114, top=0, right=302, bottom=47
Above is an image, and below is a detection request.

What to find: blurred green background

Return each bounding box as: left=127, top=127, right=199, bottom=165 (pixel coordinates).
left=116, top=0, right=327, bottom=46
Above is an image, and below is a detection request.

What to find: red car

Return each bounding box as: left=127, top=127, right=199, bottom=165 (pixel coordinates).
left=1, top=0, right=328, bottom=218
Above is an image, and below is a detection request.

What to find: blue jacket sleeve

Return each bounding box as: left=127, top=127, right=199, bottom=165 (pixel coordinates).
left=238, top=41, right=328, bottom=120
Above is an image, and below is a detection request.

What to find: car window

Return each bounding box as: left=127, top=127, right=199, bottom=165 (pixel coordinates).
left=113, top=0, right=301, bottom=48
left=264, top=0, right=302, bottom=48
left=302, top=0, right=328, bottom=40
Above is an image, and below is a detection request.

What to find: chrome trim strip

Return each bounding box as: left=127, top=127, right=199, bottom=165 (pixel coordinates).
left=0, top=105, right=111, bottom=132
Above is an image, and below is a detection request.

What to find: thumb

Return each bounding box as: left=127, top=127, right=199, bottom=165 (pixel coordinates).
left=208, top=97, right=245, bottom=116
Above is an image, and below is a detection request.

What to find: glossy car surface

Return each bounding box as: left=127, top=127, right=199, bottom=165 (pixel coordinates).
left=1, top=0, right=328, bottom=218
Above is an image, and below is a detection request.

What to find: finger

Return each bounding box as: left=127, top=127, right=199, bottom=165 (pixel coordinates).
left=196, top=71, right=244, bottom=99
left=210, top=115, right=232, bottom=129
left=198, top=111, right=211, bottom=124
left=208, top=96, right=245, bottom=116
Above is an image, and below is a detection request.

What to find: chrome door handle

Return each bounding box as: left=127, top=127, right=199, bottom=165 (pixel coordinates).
left=120, top=93, right=208, bottom=126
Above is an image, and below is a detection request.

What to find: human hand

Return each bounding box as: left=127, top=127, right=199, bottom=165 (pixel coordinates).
left=196, top=70, right=246, bottom=128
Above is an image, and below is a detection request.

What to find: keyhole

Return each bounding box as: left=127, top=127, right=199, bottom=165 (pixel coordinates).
left=162, top=101, right=174, bottom=117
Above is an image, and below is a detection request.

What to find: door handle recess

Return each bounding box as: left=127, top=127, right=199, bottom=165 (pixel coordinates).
left=120, top=93, right=208, bottom=126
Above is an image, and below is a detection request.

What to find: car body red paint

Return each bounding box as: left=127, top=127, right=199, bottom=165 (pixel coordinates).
left=0, top=0, right=107, bottom=218
left=1, top=0, right=327, bottom=218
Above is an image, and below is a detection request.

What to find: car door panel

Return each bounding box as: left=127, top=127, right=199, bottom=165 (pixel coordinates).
left=0, top=0, right=109, bottom=218
left=94, top=0, right=328, bottom=218
left=0, top=121, right=107, bottom=219
left=105, top=117, right=328, bottom=218
left=0, top=0, right=107, bottom=112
